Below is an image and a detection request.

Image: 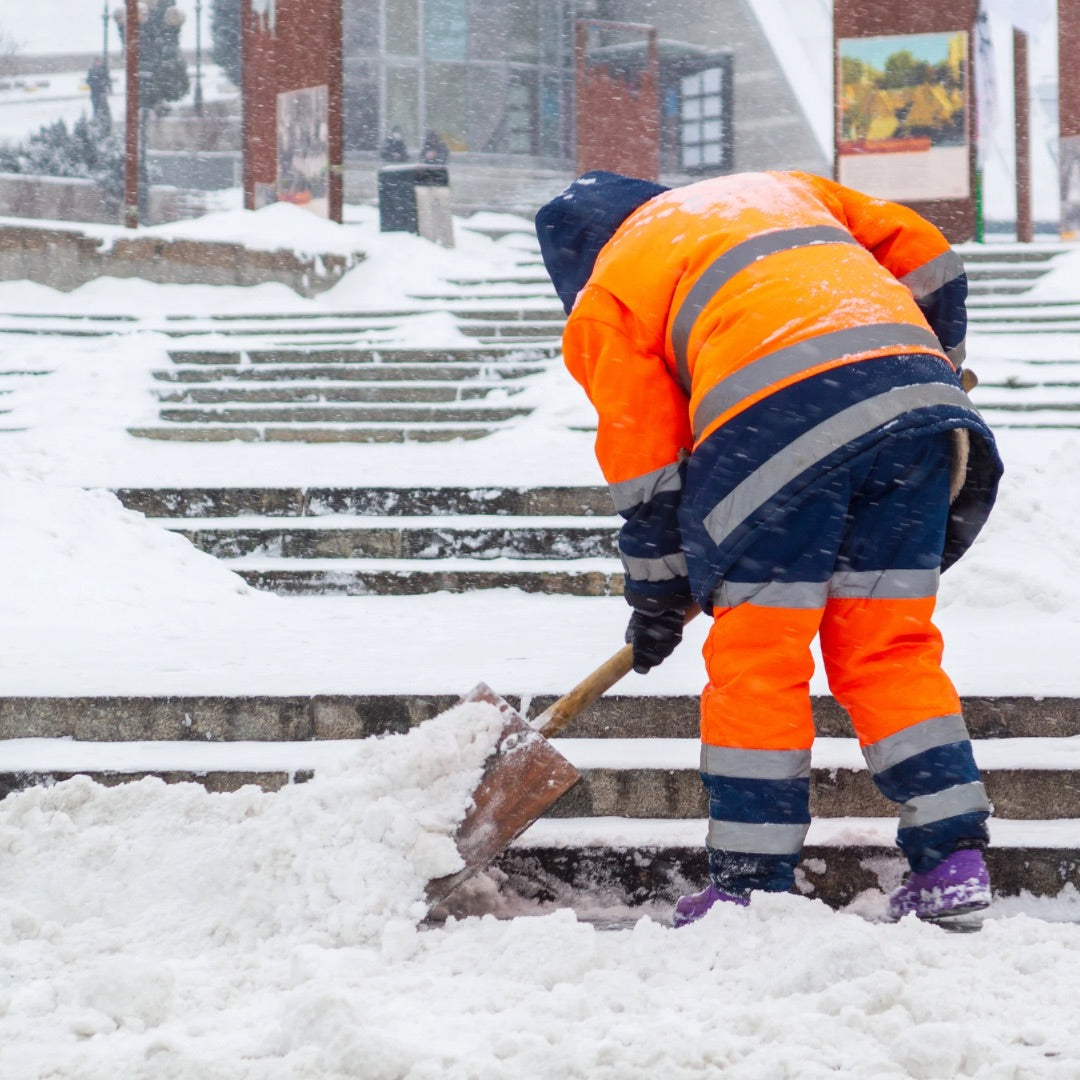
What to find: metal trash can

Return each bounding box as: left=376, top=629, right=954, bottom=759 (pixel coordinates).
left=377, top=164, right=454, bottom=247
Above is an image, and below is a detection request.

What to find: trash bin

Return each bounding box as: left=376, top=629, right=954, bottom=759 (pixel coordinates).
left=377, top=164, right=454, bottom=247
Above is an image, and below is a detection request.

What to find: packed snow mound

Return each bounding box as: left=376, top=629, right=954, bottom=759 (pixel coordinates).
left=0, top=701, right=504, bottom=948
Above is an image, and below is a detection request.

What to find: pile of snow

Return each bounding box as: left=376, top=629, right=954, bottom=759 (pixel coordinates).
left=2, top=771, right=1080, bottom=1079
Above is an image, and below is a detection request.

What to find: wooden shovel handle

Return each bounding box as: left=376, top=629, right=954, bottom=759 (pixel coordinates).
left=533, top=606, right=700, bottom=738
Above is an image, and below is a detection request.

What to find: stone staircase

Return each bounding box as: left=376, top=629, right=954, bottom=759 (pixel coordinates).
left=121, top=219, right=567, bottom=444
left=4, top=226, right=1080, bottom=915
left=134, top=341, right=558, bottom=444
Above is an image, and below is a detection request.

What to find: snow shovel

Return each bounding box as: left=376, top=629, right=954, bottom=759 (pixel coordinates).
left=426, top=608, right=700, bottom=905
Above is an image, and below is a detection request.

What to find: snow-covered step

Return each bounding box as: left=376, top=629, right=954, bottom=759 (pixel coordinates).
left=1, top=736, right=1075, bottom=822
left=153, top=362, right=550, bottom=384
left=166, top=344, right=560, bottom=365
left=155, top=382, right=527, bottom=405
left=0, top=735, right=1073, bottom=907
left=162, top=514, right=620, bottom=561
left=113, top=485, right=614, bottom=520
left=154, top=402, right=533, bottom=425
left=135, top=337, right=560, bottom=444
left=128, top=422, right=502, bottom=443
left=234, top=556, right=624, bottom=597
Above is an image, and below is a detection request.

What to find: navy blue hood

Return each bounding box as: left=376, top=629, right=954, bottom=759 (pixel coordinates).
left=535, top=170, right=669, bottom=315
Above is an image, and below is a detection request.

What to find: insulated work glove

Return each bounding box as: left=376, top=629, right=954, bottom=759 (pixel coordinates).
left=625, top=608, right=685, bottom=674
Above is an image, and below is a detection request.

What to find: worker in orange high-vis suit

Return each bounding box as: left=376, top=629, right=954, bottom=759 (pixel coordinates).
left=535, top=170, right=1003, bottom=927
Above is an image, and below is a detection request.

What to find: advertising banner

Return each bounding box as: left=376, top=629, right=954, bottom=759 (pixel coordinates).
left=838, top=31, right=970, bottom=202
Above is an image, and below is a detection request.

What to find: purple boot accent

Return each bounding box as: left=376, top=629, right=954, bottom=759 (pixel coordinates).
left=887, top=849, right=991, bottom=922
left=672, top=883, right=750, bottom=927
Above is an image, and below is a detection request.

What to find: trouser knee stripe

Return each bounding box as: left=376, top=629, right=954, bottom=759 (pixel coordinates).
left=706, top=820, right=809, bottom=855
left=899, top=781, right=991, bottom=829
left=863, top=713, right=969, bottom=775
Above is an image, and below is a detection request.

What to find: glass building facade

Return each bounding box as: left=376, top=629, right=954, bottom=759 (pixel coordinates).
left=343, top=0, right=581, bottom=162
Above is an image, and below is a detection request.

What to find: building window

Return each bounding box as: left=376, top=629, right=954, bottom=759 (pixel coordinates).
left=506, top=71, right=537, bottom=154
left=426, top=62, right=468, bottom=149
left=425, top=0, right=468, bottom=62
left=386, top=65, right=420, bottom=148
left=508, top=0, right=539, bottom=63
left=386, top=0, right=419, bottom=56
left=680, top=66, right=731, bottom=172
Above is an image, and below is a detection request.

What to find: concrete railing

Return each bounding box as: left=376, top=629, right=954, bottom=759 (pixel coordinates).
left=0, top=218, right=364, bottom=295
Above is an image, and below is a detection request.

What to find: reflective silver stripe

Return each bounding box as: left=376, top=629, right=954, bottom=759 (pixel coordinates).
left=670, top=226, right=860, bottom=389
left=947, top=341, right=966, bottom=368
left=828, top=568, right=940, bottom=600
left=701, top=745, right=811, bottom=780
left=707, top=819, right=809, bottom=855
left=712, top=579, right=828, bottom=610
left=620, top=550, right=688, bottom=582
left=608, top=462, right=682, bottom=514
left=863, top=713, right=971, bottom=776
left=691, top=323, right=946, bottom=439
left=703, top=381, right=976, bottom=549
left=899, top=249, right=966, bottom=299
left=899, top=781, right=991, bottom=830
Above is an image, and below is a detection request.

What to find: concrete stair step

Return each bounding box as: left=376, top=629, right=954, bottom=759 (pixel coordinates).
left=957, top=246, right=1064, bottom=263
left=0, top=745, right=1068, bottom=820
left=166, top=346, right=559, bottom=365
left=155, top=384, right=525, bottom=404
left=968, top=311, right=1080, bottom=326
left=155, top=403, right=532, bottom=424
left=113, top=485, right=613, bottom=518
left=491, top=823, right=1080, bottom=911
left=545, top=739, right=1080, bottom=820
left=233, top=560, right=624, bottom=596
left=6, top=694, right=1069, bottom=743
left=167, top=517, right=620, bottom=560
left=0, top=733, right=1073, bottom=813
left=127, top=424, right=500, bottom=443
left=153, top=363, right=549, bottom=384
left=457, top=321, right=563, bottom=339
left=966, top=283, right=1038, bottom=297
left=966, top=266, right=1052, bottom=281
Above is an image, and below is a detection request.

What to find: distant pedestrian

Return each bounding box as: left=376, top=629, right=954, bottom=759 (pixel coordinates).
left=87, top=57, right=112, bottom=130
left=420, top=130, right=449, bottom=165
left=380, top=127, right=408, bottom=163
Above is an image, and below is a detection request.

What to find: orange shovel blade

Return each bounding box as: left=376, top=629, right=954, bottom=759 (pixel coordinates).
left=425, top=682, right=581, bottom=905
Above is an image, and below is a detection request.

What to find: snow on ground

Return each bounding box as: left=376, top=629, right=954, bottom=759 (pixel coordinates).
left=1, top=203, right=1080, bottom=1075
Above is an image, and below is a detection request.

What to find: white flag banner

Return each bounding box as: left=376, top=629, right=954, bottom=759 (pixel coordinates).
left=978, top=0, right=1054, bottom=39
left=974, top=10, right=997, bottom=169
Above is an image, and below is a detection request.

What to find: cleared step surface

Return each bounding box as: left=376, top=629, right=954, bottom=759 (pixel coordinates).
left=490, top=827, right=1080, bottom=911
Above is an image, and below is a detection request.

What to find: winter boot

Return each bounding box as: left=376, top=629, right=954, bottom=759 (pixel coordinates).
left=672, top=883, right=750, bottom=927
left=887, top=848, right=991, bottom=923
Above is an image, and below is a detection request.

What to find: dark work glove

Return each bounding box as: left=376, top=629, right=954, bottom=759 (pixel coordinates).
left=625, top=608, right=685, bottom=674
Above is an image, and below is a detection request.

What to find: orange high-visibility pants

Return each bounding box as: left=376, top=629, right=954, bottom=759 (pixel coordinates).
left=698, top=433, right=990, bottom=896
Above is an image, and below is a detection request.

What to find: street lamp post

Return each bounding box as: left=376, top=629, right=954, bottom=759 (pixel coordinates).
left=102, top=0, right=111, bottom=79
left=194, top=0, right=204, bottom=115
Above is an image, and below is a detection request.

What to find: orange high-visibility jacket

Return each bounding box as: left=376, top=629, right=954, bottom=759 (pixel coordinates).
left=546, top=171, right=1001, bottom=612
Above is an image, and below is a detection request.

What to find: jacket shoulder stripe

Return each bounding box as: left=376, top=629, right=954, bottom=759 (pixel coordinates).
left=898, top=249, right=966, bottom=299
left=670, top=225, right=860, bottom=388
